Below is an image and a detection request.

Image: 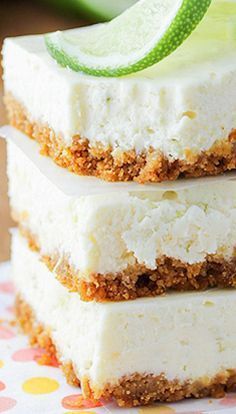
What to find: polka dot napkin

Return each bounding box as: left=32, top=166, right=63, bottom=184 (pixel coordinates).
left=0, top=261, right=236, bottom=414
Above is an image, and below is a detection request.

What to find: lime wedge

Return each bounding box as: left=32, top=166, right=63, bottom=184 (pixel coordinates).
left=45, top=0, right=212, bottom=77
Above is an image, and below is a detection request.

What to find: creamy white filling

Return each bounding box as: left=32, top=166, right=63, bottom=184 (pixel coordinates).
left=12, top=230, right=236, bottom=389
left=7, top=140, right=236, bottom=276
left=3, top=9, right=236, bottom=159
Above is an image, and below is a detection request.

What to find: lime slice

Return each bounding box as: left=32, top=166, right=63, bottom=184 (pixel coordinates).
left=45, top=0, right=212, bottom=77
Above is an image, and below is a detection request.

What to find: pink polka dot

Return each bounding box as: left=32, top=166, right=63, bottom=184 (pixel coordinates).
left=12, top=347, right=45, bottom=362
left=0, top=397, right=16, bottom=412
left=220, top=394, right=236, bottom=407
left=0, top=382, right=5, bottom=392
left=62, top=394, right=103, bottom=410
left=0, top=282, right=14, bottom=294
left=0, top=326, right=15, bottom=340
left=5, top=307, right=13, bottom=314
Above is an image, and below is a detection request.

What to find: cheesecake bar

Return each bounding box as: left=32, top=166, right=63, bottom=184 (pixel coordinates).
left=13, top=230, right=236, bottom=407
left=7, top=135, right=236, bottom=301
left=3, top=2, right=236, bottom=183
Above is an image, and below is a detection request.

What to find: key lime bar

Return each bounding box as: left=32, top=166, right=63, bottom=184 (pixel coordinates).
left=3, top=1, right=236, bottom=183
left=7, top=134, right=236, bottom=301
left=13, top=230, right=236, bottom=407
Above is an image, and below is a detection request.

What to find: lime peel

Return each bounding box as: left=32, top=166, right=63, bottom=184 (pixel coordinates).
left=45, top=0, right=212, bottom=77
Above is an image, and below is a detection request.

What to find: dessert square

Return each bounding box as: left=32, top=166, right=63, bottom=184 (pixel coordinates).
left=4, top=1, right=236, bottom=409
left=7, top=134, right=236, bottom=301
left=3, top=10, right=236, bottom=183
left=13, top=230, right=236, bottom=407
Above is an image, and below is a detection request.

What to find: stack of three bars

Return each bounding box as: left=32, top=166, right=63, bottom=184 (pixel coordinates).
left=3, top=19, right=236, bottom=407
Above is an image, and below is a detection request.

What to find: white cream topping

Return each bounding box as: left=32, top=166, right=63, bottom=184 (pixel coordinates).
left=7, top=140, right=236, bottom=276
left=3, top=7, right=236, bottom=159
left=12, top=230, right=236, bottom=389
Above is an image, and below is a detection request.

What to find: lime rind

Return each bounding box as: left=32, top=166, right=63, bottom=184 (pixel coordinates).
left=45, top=0, right=212, bottom=77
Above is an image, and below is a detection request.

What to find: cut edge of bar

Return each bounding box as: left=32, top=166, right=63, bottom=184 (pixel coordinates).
left=4, top=92, right=236, bottom=184
left=17, top=220, right=236, bottom=302
left=15, top=294, right=236, bottom=407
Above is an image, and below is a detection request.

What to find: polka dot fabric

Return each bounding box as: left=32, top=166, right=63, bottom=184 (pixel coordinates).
left=0, top=261, right=236, bottom=413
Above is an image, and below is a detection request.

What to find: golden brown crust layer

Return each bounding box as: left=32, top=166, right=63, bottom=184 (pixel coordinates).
left=4, top=93, right=236, bottom=183
left=18, top=223, right=236, bottom=302
left=47, top=252, right=236, bottom=302
left=16, top=295, right=236, bottom=407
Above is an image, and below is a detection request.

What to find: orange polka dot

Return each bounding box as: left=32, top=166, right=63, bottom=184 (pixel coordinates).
left=0, top=382, right=5, bottom=392
left=0, top=361, right=3, bottom=368
left=0, top=397, right=16, bottom=412
left=62, top=394, right=103, bottom=410
left=35, top=352, right=59, bottom=367
left=139, top=407, right=175, bottom=414
left=23, top=377, right=59, bottom=394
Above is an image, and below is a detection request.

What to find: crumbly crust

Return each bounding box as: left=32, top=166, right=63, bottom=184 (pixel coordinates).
left=4, top=92, right=236, bottom=183
left=15, top=295, right=236, bottom=407
left=19, top=223, right=236, bottom=302
left=15, top=295, right=80, bottom=387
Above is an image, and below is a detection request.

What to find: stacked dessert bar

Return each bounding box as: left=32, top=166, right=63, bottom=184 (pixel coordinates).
left=2, top=8, right=236, bottom=407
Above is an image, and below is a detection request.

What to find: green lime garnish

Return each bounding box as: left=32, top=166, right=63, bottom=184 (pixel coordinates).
left=45, top=0, right=212, bottom=77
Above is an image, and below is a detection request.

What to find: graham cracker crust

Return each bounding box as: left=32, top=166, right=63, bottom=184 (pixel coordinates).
left=15, top=295, right=236, bottom=407
left=19, top=223, right=236, bottom=302
left=4, top=92, right=236, bottom=183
